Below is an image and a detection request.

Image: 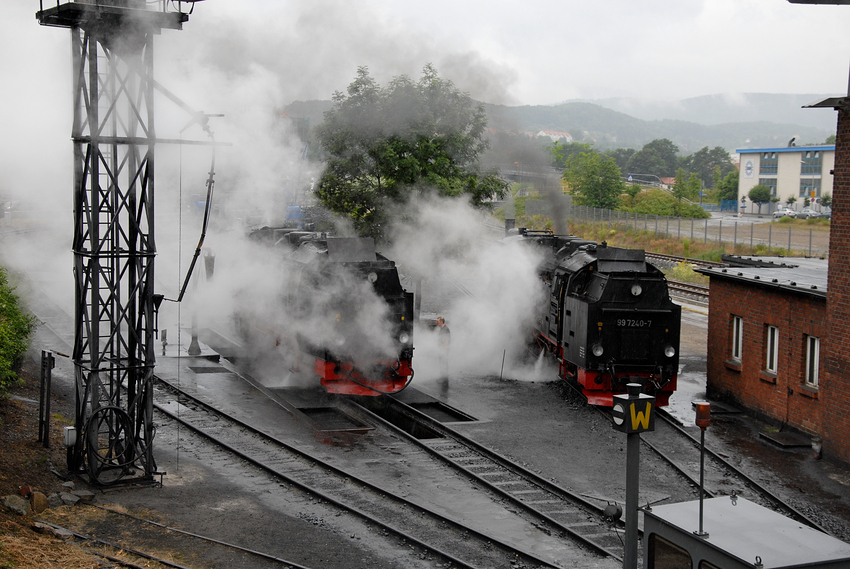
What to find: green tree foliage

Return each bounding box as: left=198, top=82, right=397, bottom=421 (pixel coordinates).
left=826, top=134, right=836, bottom=145
left=748, top=184, right=772, bottom=214
left=604, top=147, right=637, bottom=174
left=0, top=266, right=36, bottom=397
left=672, top=168, right=701, bottom=203
left=820, top=192, right=832, bottom=208
left=714, top=169, right=739, bottom=202
left=562, top=151, right=626, bottom=209
left=548, top=141, right=593, bottom=169
left=680, top=146, right=735, bottom=189
left=626, top=138, right=679, bottom=178
left=621, top=188, right=710, bottom=219
left=315, top=65, right=508, bottom=239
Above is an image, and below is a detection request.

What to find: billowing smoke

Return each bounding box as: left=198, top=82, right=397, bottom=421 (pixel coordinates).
left=385, top=195, right=556, bottom=386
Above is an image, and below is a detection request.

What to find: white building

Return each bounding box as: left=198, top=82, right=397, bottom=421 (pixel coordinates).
left=737, top=145, right=835, bottom=210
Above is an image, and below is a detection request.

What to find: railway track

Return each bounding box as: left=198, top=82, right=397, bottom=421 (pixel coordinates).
left=645, top=251, right=726, bottom=269
left=345, top=395, right=628, bottom=563
left=645, top=410, right=830, bottom=534
left=152, top=375, right=568, bottom=569
left=667, top=280, right=709, bottom=302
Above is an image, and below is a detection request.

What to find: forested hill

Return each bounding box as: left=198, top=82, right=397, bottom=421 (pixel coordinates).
left=484, top=101, right=833, bottom=154
left=284, top=95, right=835, bottom=155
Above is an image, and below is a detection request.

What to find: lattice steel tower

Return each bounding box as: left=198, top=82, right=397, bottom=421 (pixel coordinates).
left=37, top=1, right=198, bottom=484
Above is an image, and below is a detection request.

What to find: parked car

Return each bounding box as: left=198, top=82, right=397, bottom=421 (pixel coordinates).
left=773, top=207, right=796, bottom=219
left=796, top=208, right=818, bottom=219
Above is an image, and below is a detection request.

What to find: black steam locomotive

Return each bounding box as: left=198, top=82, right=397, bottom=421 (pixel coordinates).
left=510, top=229, right=680, bottom=406
left=243, top=227, right=414, bottom=396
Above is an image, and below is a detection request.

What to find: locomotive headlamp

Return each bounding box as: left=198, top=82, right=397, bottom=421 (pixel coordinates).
left=664, top=344, right=676, bottom=358
left=630, top=283, right=642, bottom=296
left=592, top=343, right=604, bottom=357
left=367, top=272, right=378, bottom=283
left=333, top=335, right=346, bottom=346
left=399, top=332, right=410, bottom=344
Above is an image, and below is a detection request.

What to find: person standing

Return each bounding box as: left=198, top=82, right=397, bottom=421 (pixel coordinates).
left=436, top=317, right=451, bottom=395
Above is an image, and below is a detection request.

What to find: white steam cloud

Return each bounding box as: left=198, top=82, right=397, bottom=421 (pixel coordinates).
left=386, top=196, right=555, bottom=386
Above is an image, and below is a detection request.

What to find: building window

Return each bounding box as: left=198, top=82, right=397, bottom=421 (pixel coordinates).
left=800, top=178, right=821, bottom=199
left=760, top=152, right=778, bottom=175
left=805, top=335, right=819, bottom=388
left=801, top=150, right=822, bottom=175
left=759, top=177, right=777, bottom=196
left=731, top=316, right=743, bottom=361
left=765, top=326, right=779, bottom=373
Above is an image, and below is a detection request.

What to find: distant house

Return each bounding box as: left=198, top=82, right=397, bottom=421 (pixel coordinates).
left=536, top=130, right=573, bottom=143
left=659, top=177, right=676, bottom=190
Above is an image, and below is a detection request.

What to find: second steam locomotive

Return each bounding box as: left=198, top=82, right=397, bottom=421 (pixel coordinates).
left=510, top=229, right=681, bottom=406
left=242, top=227, right=414, bottom=396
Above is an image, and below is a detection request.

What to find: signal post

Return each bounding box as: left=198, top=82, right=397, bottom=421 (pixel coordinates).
left=612, top=383, right=656, bottom=569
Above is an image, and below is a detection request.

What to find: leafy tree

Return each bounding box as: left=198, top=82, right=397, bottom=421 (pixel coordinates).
left=0, top=266, right=36, bottom=396
left=715, top=169, right=739, bottom=202
left=826, top=134, right=836, bottom=145
left=786, top=195, right=797, bottom=207
left=549, top=141, right=593, bottom=169
left=623, top=182, right=642, bottom=206
left=625, top=138, right=679, bottom=179
left=605, top=147, right=637, bottom=174
left=748, top=184, right=772, bottom=214
left=820, top=192, right=832, bottom=208
left=672, top=168, right=701, bottom=203
left=680, top=146, right=735, bottom=189
left=315, top=65, right=508, bottom=239
left=562, top=151, right=626, bottom=209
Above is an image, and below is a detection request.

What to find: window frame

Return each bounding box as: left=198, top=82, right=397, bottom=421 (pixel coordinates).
left=765, top=325, right=779, bottom=374
left=760, top=152, right=778, bottom=175
left=805, top=335, right=820, bottom=388
left=731, top=316, right=743, bottom=362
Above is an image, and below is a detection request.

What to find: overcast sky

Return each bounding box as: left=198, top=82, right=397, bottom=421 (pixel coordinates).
left=3, top=0, right=850, bottom=202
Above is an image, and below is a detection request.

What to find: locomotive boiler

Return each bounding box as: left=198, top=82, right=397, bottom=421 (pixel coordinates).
left=242, top=227, right=414, bottom=396
left=511, top=229, right=680, bottom=406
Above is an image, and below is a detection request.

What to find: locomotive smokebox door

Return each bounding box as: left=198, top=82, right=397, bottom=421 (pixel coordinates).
left=611, top=389, right=656, bottom=433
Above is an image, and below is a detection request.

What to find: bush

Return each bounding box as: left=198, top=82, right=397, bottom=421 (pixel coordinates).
left=0, top=266, right=36, bottom=397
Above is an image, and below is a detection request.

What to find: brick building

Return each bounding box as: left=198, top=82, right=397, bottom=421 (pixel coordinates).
left=699, top=99, right=850, bottom=465
left=698, top=258, right=828, bottom=437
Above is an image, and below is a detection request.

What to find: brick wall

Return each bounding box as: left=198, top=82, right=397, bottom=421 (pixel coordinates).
left=823, top=105, right=850, bottom=464
left=706, top=279, right=825, bottom=435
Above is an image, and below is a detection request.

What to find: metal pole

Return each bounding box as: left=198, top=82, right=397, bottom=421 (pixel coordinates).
left=750, top=223, right=754, bottom=254
left=809, top=228, right=813, bottom=256
left=734, top=222, right=737, bottom=251
left=788, top=226, right=792, bottom=255
left=768, top=224, right=772, bottom=253
left=704, top=219, right=708, bottom=244
left=697, top=427, right=707, bottom=536
left=719, top=219, right=723, bottom=244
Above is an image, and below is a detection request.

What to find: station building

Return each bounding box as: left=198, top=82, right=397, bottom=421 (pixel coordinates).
left=703, top=97, right=850, bottom=465
left=696, top=258, right=828, bottom=438
left=737, top=145, right=835, bottom=211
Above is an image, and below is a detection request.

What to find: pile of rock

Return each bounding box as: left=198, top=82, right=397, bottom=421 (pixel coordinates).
left=1, top=481, right=95, bottom=516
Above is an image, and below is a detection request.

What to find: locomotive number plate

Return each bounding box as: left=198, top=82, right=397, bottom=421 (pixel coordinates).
left=617, top=319, right=652, bottom=327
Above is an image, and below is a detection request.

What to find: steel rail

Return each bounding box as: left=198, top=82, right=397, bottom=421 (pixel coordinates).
left=153, top=376, right=561, bottom=569
left=344, top=395, right=627, bottom=562
left=667, top=280, right=710, bottom=302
